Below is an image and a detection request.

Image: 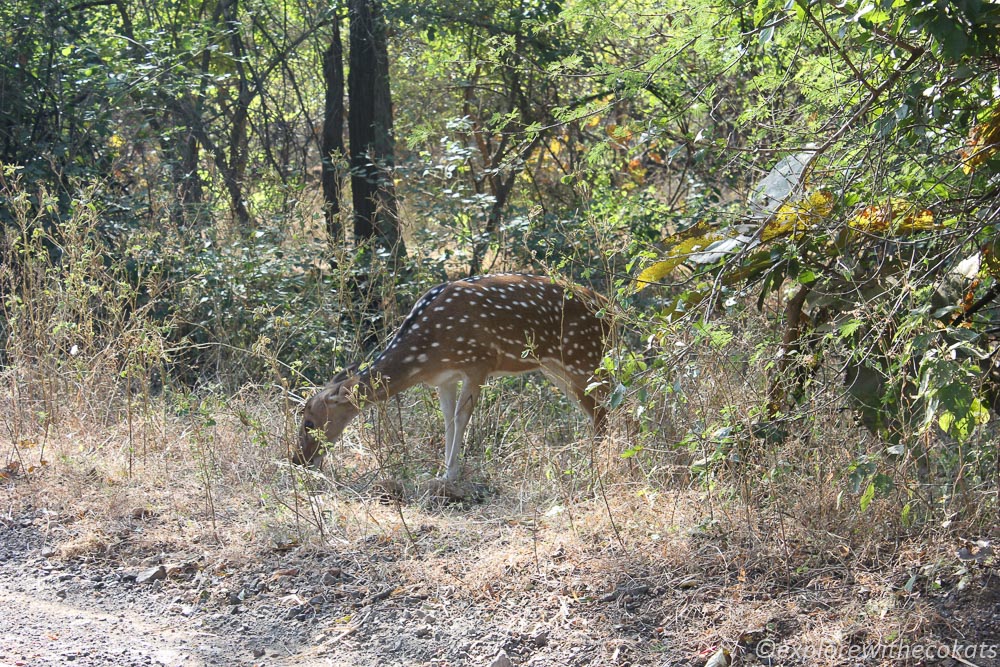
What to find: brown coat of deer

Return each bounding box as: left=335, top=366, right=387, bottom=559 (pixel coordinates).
left=295, top=274, right=610, bottom=481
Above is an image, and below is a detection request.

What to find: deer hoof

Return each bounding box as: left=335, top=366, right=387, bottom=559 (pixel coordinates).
left=370, top=478, right=405, bottom=504
left=424, top=478, right=468, bottom=503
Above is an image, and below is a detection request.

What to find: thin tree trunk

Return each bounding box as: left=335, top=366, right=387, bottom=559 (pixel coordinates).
left=348, top=0, right=405, bottom=264
left=223, top=0, right=252, bottom=228
left=321, top=18, right=346, bottom=244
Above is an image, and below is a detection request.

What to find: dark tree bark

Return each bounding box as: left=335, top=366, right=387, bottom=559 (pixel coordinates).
left=222, top=0, right=252, bottom=228
left=321, top=17, right=346, bottom=243
left=347, top=0, right=405, bottom=264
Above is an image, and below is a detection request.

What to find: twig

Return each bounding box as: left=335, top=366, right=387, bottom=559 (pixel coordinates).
left=803, top=3, right=875, bottom=94
left=949, top=283, right=1000, bottom=327
left=326, top=609, right=372, bottom=646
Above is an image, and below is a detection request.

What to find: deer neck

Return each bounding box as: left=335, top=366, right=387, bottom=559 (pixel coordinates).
left=354, top=351, right=422, bottom=402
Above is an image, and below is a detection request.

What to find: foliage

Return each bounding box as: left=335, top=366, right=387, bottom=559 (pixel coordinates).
left=625, top=0, right=1000, bottom=519
left=2, top=0, right=998, bottom=530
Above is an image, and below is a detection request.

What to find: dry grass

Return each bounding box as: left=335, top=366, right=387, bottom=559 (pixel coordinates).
left=3, top=374, right=997, bottom=665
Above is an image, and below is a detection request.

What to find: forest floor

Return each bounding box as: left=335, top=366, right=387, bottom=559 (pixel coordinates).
left=1, top=476, right=998, bottom=667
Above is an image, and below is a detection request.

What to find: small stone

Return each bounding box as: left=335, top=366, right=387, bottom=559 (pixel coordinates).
left=489, top=650, right=513, bottom=667
left=415, top=625, right=432, bottom=638
left=135, top=565, right=166, bottom=585
left=532, top=629, right=549, bottom=647
left=130, top=507, right=154, bottom=520
left=252, top=647, right=266, bottom=658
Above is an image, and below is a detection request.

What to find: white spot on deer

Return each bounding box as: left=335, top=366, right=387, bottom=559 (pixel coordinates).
left=418, top=353, right=428, bottom=363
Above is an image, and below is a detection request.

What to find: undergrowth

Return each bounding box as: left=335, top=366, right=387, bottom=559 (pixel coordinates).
left=0, top=176, right=996, bottom=573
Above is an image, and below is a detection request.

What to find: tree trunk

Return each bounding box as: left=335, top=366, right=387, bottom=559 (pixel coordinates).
left=321, top=18, right=346, bottom=243
left=223, top=0, right=252, bottom=229
left=348, top=0, right=405, bottom=264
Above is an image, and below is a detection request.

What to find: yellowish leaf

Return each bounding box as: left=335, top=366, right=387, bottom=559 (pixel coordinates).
left=849, top=198, right=935, bottom=234
left=761, top=190, right=833, bottom=242
left=635, top=259, right=683, bottom=290
left=961, top=100, right=1000, bottom=174
left=635, top=233, right=722, bottom=291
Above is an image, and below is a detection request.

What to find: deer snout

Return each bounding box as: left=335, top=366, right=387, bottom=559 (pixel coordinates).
left=291, top=418, right=322, bottom=466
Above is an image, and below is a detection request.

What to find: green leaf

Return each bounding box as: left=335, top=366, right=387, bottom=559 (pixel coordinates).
left=609, top=384, right=626, bottom=410
left=837, top=320, right=861, bottom=338
left=860, top=482, right=876, bottom=512
left=620, top=444, right=644, bottom=459
left=797, top=269, right=818, bottom=284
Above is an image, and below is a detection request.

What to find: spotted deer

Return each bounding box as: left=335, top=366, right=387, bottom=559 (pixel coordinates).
left=295, top=274, right=610, bottom=481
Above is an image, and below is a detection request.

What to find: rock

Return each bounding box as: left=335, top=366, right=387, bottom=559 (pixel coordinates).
left=135, top=565, right=166, bottom=585
left=321, top=568, right=342, bottom=585
left=415, top=625, right=433, bottom=638
left=489, top=650, right=513, bottom=667
left=532, top=629, right=549, bottom=648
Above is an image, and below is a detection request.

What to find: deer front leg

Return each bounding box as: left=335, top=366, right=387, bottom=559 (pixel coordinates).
left=445, top=373, right=485, bottom=482
left=437, top=381, right=459, bottom=480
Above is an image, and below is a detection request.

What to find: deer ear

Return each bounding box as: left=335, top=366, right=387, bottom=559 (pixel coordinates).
left=330, top=362, right=361, bottom=384
left=324, top=383, right=352, bottom=405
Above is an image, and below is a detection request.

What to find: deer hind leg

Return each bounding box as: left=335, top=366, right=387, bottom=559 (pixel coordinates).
left=542, top=364, right=608, bottom=435
left=568, top=379, right=608, bottom=435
